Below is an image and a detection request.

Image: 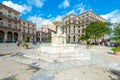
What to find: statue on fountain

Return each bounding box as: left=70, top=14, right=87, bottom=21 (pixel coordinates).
left=52, top=21, right=66, bottom=45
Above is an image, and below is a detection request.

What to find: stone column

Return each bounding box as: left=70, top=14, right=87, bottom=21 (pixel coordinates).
left=70, top=35, right=73, bottom=43
left=12, top=33, right=14, bottom=43
left=4, top=32, right=7, bottom=43
left=18, top=33, right=21, bottom=41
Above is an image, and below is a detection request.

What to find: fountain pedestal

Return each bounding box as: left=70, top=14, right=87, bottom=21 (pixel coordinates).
left=24, top=21, right=91, bottom=63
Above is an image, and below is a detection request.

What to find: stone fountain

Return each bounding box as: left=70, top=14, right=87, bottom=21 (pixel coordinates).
left=24, top=21, right=91, bottom=63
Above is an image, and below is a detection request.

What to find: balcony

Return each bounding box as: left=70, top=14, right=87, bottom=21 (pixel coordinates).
left=0, top=12, right=19, bottom=21
left=22, top=31, right=35, bottom=35
left=0, top=22, right=3, bottom=26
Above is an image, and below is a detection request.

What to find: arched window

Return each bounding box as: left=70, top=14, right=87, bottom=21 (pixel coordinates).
left=73, top=36, right=75, bottom=42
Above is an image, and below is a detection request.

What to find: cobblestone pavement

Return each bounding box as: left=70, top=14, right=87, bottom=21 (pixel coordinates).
left=0, top=43, right=120, bottom=80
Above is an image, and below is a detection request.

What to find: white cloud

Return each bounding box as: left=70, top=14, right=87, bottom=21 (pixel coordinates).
left=101, top=10, right=120, bottom=23
left=66, top=10, right=75, bottom=15
left=27, top=0, right=45, bottom=8
left=28, top=15, right=64, bottom=29
left=2, top=1, right=31, bottom=14
left=54, top=15, right=63, bottom=21
left=64, top=2, right=91, bottom=16
left=28, top=16, right=53, bottom=29
left=59, top=0, right=70, bottom=8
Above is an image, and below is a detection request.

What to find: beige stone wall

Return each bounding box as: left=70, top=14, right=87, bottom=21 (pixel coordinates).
left=0, top=4, right=20, bottom=42
left=41, top=24, right=56, bottom=33
left=63, top=11, right=107, bottom=43
left=20, top=20, right=36, bottom=42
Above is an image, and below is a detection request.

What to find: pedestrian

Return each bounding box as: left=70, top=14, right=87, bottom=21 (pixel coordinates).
left=17, top=40, right=20, bottom=46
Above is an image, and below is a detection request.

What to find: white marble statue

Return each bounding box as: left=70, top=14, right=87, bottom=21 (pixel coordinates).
left=52, top=21, right=66, bottom=45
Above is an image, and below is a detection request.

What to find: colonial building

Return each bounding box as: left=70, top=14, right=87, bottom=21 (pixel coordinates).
left=62, top=10, right=107, bottom=43
left=36, top=24, right=56, bottom=42
left=20, top=20, right=36, bottom=42
left=0, top=4, right=36, bottom=43
left=0, top=4, right=20, bottom=43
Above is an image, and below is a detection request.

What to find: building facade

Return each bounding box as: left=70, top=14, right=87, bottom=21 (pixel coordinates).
left=62, top=10, right=107, bottom=43
left=36, top=24, right=56, bottom=42
left=20, top=20, right=36, bottom=42
left=0, top=4, right=36, bottom=43
left=0, top=4, right=20, bottom=43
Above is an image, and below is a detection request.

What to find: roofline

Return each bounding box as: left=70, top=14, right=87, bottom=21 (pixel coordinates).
left=62, top=10, right=107, bottom=22
left=63, top=13, right=76, bottom=19
left=0, top=3, right=20, bottom=14
left=20, top=19, right=36, bottom=26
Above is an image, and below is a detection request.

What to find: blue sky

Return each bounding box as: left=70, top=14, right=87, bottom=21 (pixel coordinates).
left=0, top=0, right=120, bottom=29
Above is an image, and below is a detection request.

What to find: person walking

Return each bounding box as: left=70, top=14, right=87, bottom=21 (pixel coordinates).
left=16, top=40, right=20, bottom=46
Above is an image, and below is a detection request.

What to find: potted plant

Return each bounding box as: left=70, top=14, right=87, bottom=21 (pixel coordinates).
left=22, top=43, right=28, bottom=49
left=22, top=37, right=29, bottom=49
left=111, top=47, right=120, bottom=56
left=86, top=40, right=92, bottom=49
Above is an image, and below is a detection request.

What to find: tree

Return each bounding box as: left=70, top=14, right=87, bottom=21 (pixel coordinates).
left=110, top=23, right=120, bottom=47
left=81, top=21, right=110, bottom=44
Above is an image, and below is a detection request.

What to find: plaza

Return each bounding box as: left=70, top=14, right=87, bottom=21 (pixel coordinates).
left=0, top=0, right=120, bottom=80
left=0, top=43, right=120, bottom=80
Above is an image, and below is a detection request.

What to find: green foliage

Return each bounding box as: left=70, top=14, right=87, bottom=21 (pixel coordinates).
left=79, top=35, right=89, bottom=41
left=110, top=23, right=120, bottom=47
left=67, top=40, right=70, bottom=43
left=81, top=21, right=109, bottom=43
left=112, top=47, right=120, bottom=52
left=22, top=43, right=28, bottom=47
left=114, top=25, right=120, bottom=40
left=42, top=37, right=51, bottom=43
left=23, top=37, right=28, bottom=42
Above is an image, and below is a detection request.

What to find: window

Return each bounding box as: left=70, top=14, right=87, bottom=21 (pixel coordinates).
left=73, top=36, right=75, bottom=42
left=15, top=13, right=17, bottom=16
left=14, top=22, right=17, bottom=24
left=23, top=28, right=25, bottom=33
left=14, top=26, right=17, bottom=29
left=0, top=12, right=2, bottom=15
left=74, top=26, right=75, bottom=33
left=78, top=30, right=80, bottom=33
left=82, top=20, right=84, bottom=23
left=82, top=25, right=84, bottom=27
left=66, top=27, right=67, bottom=33
left=8, top=10, right=11, bottom=13
left=63, top=28, right=64, bottom=33
left=0, top=22, right=3, bottom=26
left=8, top=20, right=11, bottom=23
left=86, top=14, right=89, bottom=16
left=69, top=26, right=70, bottom=33
left=33, top=30, right=34, bottom=34
left=78, top=26, right=80, bottom=28
left=86, top=19, right=89, bottom=22
left=8, top=15, right=11, bottom=18
left=0, top=7, right=2, bottom=10
left=14, top=17, right=17, bottom=20
left=28, top=28, right=30, bottom=33
left=0, top=18, right=2, bottom=20
left=8, top=24, right=12, bottom=28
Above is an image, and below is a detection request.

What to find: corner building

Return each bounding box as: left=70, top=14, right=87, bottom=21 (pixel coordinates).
left=62, top=10, right=107, bottom=43
left=20, top=20, right=36, bottom=42
left=0, top=4, right=20, bottom=43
